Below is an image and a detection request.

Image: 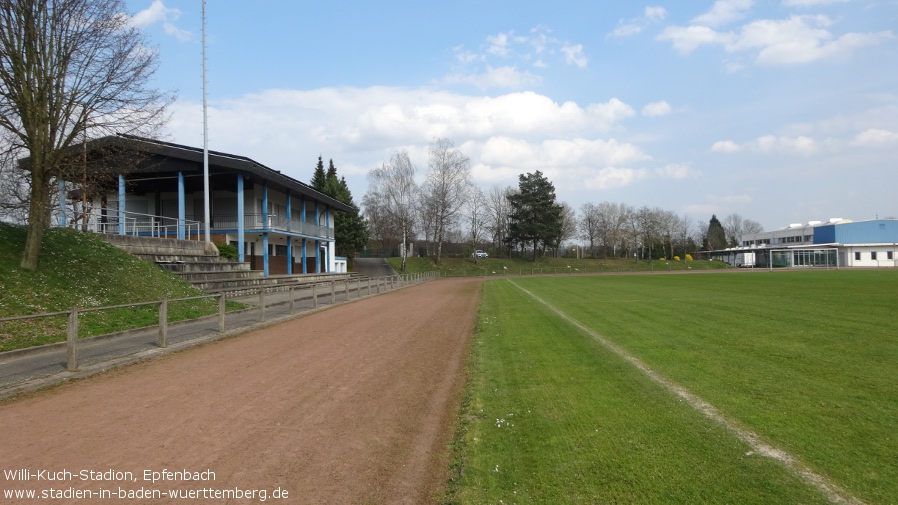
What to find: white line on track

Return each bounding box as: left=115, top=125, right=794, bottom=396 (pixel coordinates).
left=507, top=279, right=864, bottom=505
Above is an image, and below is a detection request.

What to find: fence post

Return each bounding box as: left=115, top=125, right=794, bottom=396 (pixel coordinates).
left=289, top=286, right=296, bottom=314
left=331, top=281, right=336, bottom=304
left=66, top=308, right=79, bottom=372
left=259, top=288, right=266, bottom=322
left=158, top=299, right=168, bottom=348
left=368, top=278, right=372, bottom=296
left=218, top=295, right=226, bottom=333
left=313, top=284, right=318, bottom=308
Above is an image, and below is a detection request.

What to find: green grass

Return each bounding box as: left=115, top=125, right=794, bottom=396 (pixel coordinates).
left=448, top=270, right=898, bottom=504
left=388, top=255, right=730, bottom=278
left=0, top=223, right=237, bottom=352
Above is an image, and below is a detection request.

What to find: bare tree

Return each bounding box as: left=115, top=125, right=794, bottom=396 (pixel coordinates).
left=553, top=202, right=577, bottom=256
left=485, top=185, right=512, bottom=256
left=743, top=219, right=763, bottom=236
left=365, top=151, right=419, bottom=272
left=578, top=202, right=600, bottom=257
left=465, top=186, right=486, bottom=263
left=0, top=0, right=173, bottom=270
left=422, top=138, right=471, bottom=264
left=722, top=213, right=744, bottom=247
left=601, top=202, right=634, bottom=259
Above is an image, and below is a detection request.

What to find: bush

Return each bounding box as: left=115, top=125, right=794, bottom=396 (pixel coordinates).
left=674, top=255, right=681, bottom=261
left=216, top=243, right=238, bottom=260
left=685, top=254, right=694, bottom=261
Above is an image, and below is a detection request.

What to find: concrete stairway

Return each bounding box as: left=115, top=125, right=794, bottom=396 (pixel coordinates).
left=99, top=235, right=361, bottom=294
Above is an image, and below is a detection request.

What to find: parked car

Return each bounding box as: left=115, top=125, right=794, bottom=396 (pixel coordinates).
left=472, top=250, right=489, bottom=258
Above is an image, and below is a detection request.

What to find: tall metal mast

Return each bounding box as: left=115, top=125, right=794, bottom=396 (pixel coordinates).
left=202, top=0, right=211, bottom=243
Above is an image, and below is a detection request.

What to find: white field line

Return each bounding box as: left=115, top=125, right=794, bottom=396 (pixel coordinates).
left=507, top=280, right=864, bottom=505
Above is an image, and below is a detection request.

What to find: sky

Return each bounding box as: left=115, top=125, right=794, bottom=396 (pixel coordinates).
left=123, top=0, right=898, bottom=232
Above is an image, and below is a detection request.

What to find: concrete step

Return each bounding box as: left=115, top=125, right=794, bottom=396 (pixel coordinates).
left=174, top=270, right=265, bottom=282
left=159, top=261, right=252, bottom=273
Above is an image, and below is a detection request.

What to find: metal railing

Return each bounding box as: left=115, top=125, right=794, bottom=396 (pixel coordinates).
left=53, top=206, right=202, bottom=239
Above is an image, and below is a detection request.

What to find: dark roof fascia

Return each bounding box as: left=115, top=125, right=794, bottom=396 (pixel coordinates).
left=97, top=135, right=354, bottom=213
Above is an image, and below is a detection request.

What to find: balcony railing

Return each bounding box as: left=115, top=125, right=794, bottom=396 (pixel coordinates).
left=52, top=207, right=202, bottom=239
left=190, top=214, right=334, bottom=239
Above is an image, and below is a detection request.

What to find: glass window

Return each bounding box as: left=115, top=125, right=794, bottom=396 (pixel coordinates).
left=855, top=252, right=861, bottom=261
left=889, top=251, right=894, bottom=260
left=871, top=251, right=878, bottom=260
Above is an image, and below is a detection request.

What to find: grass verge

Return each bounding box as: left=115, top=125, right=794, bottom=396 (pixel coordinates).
left=0, top=223, right=239, bottom=352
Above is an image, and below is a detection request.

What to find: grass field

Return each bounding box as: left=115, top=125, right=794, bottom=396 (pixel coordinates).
left=447, top=270, right=898, bottom=504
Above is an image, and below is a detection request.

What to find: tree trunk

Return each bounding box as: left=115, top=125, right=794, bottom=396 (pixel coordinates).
left=21, top=169, right=48, bottom=271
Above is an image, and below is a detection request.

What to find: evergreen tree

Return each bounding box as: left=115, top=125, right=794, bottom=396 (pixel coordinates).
left=311, top=156, right=327, bottom=191
left=706, top=214, right=727, bottom=250
left=312, top=157, right=369, bottom=257
left=506, top=171, right=563, bottom=261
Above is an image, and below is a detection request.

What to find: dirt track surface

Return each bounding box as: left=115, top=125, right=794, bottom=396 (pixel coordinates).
left=0, top=278, right=482, bottom=504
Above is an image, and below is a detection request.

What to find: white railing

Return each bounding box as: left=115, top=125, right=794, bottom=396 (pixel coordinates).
left=54, top=207, right=202, bottom=240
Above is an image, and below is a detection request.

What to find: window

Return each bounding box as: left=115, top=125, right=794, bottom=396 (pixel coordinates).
left=889, top=251, right=894, bottom=260
left=855, top=252, right=861, bottom=261
left=871, top=251, right=878, bottom=260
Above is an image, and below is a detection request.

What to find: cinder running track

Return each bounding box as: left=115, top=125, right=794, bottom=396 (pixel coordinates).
left=0, top=278, right=482, bottom=505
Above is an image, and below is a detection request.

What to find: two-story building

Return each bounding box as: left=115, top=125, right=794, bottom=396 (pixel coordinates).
left=63, top=135, right=352, bottom=275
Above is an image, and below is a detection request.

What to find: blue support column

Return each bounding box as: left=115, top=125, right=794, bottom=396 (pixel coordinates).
left=262, top=183, right=269, bottom=276
left=314, top=202, right=320, bottom=273
left=302, top=238, right=307, bottom=274
left=286, top=190, right=292, bottom=275
left=57, top=179, right=67, bottom=227
left=177, top=172, right=186, bottom=239
left=237, top=173, right=245, bottom=262
left=301, top=197, right=307, bottom=274
left=118, top=175, right=126, bottom=235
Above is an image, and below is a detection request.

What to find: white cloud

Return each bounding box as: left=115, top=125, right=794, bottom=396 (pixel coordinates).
left=608, top=6, right=667, bottom=38
left=584, top=167, right=649, bottom=190
left=851, top=129, right=898, bottom=147
left=165, top=87, right=641, bottom=188
left=642, top=101, right=672, bottom=117
left=130, top=0, right=191, bottom=42
left=711, top=140, right=743, bottom=153
left=657, top=163, right=700, bottom=179
left=657, top=25, right=736, bottom=54
left=645, top=6, right=668, bottom=21
left=754, top=134, right=818, bottom=155
left=782, top=0, right=849, bottom=6
left=692, top=0, right=754, bottom=27
left=454, top=28, right=588, bottom=79
left=561, top=44, right=588, bottom=68
left=659, top=14, right=893, bottom=64
left=731, top=16, right=894, bottom=65
left=487, top=32, right=513, bottom=56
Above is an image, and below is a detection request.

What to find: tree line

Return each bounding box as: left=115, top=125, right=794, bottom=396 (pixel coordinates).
left=360, top=141, right=764, bottom=269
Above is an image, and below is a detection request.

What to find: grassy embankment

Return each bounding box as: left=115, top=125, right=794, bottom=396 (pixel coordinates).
left=387, top=254, right=731, bottom=277
left=0, top=223, right=235, bottom=352
left=446, top=270, right=898, bottom=504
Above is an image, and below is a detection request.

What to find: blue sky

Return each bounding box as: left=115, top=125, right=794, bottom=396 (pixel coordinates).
left=125, top=0, right=897, bottom=231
